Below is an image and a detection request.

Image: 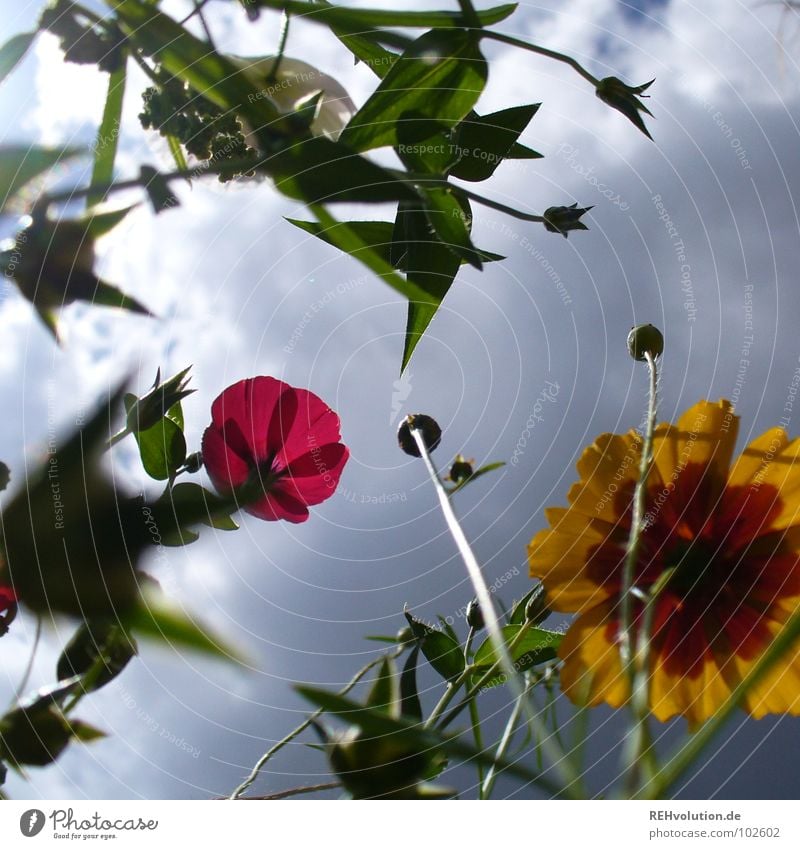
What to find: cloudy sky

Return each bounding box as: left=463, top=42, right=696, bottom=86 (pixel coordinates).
left=2, top=0, right=800, bottom=799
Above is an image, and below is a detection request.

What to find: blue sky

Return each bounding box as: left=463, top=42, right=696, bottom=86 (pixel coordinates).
left=2, top=0, right=800, bottom=799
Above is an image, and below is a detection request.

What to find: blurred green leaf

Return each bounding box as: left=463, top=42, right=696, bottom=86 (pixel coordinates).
left=366, top=656, right=399, bottom=716
left=340, top=29, right=488, bottom=152
left=0, top=462, right=9, bottom=492
left=134, top=416, right=186, bottom=481
left=56, top=621, right=138, bottom=692
left=0, top=145, right=83, bottom=213
left=472, top=624, right=561, bottom=687
left=88, top=62, right=127, bottom=206
left=124, top=590, right=242, bottom=661
left=0, top=31, right=36, bottom=85
left=156, top=482, right=240, bottom=532
left=450, top=104, right=541, bottom=182
left=91, top=279, right=152, bottom=315
left=404, top=612, right=464, bottom=681
left=251, top=1, right=517, bottom=29
left=400, top=645, right=422, bottom=721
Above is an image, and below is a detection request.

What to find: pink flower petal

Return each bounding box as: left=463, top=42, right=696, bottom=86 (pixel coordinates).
left=202, top=425, right=251, bottom=491
left=247, top=487, right=310, bottom=523
left=274, top=388, right=343, bottom=467
left=282, top=443, right=349, bottom=505
left=210, top=377, right=288, bottom=462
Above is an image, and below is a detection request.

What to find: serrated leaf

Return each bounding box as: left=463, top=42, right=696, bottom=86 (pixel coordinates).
left=134, top=416, right=186, bottom=481
left=0, top=145, right=83, bottom=213
left=88, top=62, right=127, bottom=206
left=340, top=29, right=488, bottom=153
left=404, top=612, right=464, bottom=681
left=0, top=31, right=36, bottom=85
left=450, top=104, right=542, bottom=182
left=472, top=625, right=561, bottom=687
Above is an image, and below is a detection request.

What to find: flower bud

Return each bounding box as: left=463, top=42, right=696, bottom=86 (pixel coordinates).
left=466, top=599, right=484, bottom=631
left=397, top=414, right=442, bottom=457
left=543, top=203, right=592, bottom=238
left=595, top=76, right=655, bottom=140
left=395, top=626, right=414, bottom=645
left=627, top=324, right=664, bottom=362
left=449, top=454, right=474, bottom=484
left=183, top=452, right=203, bottom=474
left=125, top=367, right=194, bottom=434
left=524, top=584, right=549, bottom=625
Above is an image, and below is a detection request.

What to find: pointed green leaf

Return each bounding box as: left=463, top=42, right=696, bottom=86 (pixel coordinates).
left=400, top=646, right=422, bottom=721
left=0, top=31, right=36, bottom=85
left=366, top=656, right=399, bottom=716
left=56, top=621, right=138, bottom=692
left=88, top=61, right=127, bottom=206
left=472, top=624, right=561, bottom=687
left=404, top=612, right=464, bottom=681
left=420, top=187, right=483, bottom=268
left=450, top=104, right=542, bottom=182
left=289, top=218, right=395, bottom=265
left=91, top=279, right=152, bottom=315
left=340, top=29, right=488, bottom=152
left=0, top=145, right=83, bottom=213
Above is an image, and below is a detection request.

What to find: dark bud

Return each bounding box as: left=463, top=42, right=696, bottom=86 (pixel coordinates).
left=183, top=452, right=203, bottom=474
left=466, top=599, right=484, bottom=631
left=524, top=584, right=550, bottom=625
left=395, top=626, right=414, bottom=645
left=124, top=366, right=194, bottom=435
left=627, top=323, right=664, bottom=362
left=448, top=454, right=474, bottom=484
left=543, top=203, right=592, bottom=238
left=596, top=76, right=655, bottom=140
left=398, top=414, right=442, bottom=457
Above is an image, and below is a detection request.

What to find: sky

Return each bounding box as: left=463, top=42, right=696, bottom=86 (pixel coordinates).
left=2, top=0, right=800, bottom=799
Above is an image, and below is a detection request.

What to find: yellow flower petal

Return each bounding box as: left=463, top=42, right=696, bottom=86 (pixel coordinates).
left=557, top=602, right=629, bottom=709
left=748, top=437, right=800, bottom=531
left=728, top=428, right=788, bottom=487
left=652, top=399, right=737, bottom=489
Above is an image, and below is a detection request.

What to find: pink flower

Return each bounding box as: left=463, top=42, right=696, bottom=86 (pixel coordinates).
left=0, top=584, right=15, bottom=614
left=202, top=377, right=349, bottom=523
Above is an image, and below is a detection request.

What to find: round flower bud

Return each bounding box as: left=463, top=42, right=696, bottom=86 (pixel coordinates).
left=395, top=626, right=414, bottom=645
left=466, top=599, right=484, bottom=631
left=183, top=452, right=203, bottom=473
left=397, top=414, right=442, bottom=457
left=627, top=324, right=664, bottom=362
left=449, top=455, right=474, bottom=484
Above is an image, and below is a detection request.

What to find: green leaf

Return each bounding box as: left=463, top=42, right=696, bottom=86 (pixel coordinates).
left=252, top=1, right=517, bottom=30
left=123, top=590, right=242, bottom=661
left=340, top=29, right=488, bottom=153
left=84, top=204, right=137, bottom=239
left=447, top=460, right=506, bottom=495
left=296, top=686, right=561, bottom=793
left=393, top=200, right=461, bottom=372
left=91, top=279, right=153, bottom=315
left=0, top=461, right=9, bottom=492
left=140, top=165, right=180, bottom=213
left=56, top=621, right=138, bottom=692
left=472, top=625, right=562, bottom=687
left=395, top=112, right=460, bottom=175
left=366, top=656, right=399, bottom=716
left=155, top=482, right=240, bottom=538
left=288, top=218, right=395, bottom=265
left=0, top=145, right=83, bottom=213
left=69, top=721, right=107, bottom=743
left=88, top=61, right=127, bottom=207
left=509, top=583, right=547, bottom=626
left=420, top=187, right=483, bottom=268
left=268, top=137, right=418, bottom=204
left=399, top=646, right=422, bottom=721
left=404, top=612, right=464, bottom=681
left=0, top=31, right=36, bottom=86
left=134, top=416, right=186, bottom=481
left=166, top=133, right=189, bottom=174
left=450, top=104, right=542, bottom=182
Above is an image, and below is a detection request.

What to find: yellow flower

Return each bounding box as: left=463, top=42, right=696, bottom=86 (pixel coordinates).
left=528, top=399, right=800, bottom=726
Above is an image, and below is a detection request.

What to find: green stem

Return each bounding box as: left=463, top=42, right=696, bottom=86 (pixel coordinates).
left=481, top=675, right=530, bottom=798
left=424, top=666, right=472, bottom=728
left=643, top=603, right=800, bottom=799
left=228, top=648, right=401, bottom=800
left=234, top=781, right=341, bottom=800
left=469, top=696, right=485, bottom=797
left=480, top=31, right=599, bottom=86
left=266, top=12, right=292, bottom=81
left=620, top=352, right=659, bottom=673
left=457, top=0, right=481, bottom=29
left=456, top=186, right=546, bottom=223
